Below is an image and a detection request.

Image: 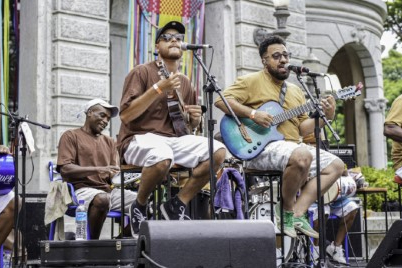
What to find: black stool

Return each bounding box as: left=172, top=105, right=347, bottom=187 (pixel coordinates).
left=355, top=187, right=389, bottom=262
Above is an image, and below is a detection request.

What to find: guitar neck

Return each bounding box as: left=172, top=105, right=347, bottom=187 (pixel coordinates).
left=272, top=92, right=339, bottom=125
left=272, top=101, right=315, bottom=125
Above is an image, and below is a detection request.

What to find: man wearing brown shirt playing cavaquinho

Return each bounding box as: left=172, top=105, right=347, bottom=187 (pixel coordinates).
left=117, top=21, right=226, bottom=236
left=57, top=99, right=137, bottom=239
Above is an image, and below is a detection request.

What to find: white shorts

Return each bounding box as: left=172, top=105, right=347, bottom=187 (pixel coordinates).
left=246, top=140, right=339, bottom=179
left=0, top=191, right=14, bottom=213
left=309, top=199, right=359, bottom=221
left=124, top=133, right=226, bottom=168
left=75, top=187, right=137, bottom=215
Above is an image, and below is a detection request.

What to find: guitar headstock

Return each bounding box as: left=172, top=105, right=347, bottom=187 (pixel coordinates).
left=156, top=60, right=170, bottom=79
left=334, top=82, right=363, bottom=101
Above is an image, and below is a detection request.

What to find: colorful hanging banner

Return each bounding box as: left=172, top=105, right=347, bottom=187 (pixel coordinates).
left=1, top=0, right=10, bottom=145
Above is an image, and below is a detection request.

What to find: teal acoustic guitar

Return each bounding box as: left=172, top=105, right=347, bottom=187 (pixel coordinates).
left=220, top=83, right=363, bottom=160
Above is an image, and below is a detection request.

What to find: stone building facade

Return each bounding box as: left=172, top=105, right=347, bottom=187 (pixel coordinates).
left=18, top=0, right=387, bottom=193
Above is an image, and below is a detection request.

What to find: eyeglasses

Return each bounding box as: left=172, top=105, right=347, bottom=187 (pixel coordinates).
left=159, top=33, right=185, bottom=42
left=265, top=52, right=292, bottom=61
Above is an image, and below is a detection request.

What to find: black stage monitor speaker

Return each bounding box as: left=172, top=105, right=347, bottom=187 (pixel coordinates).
left=136, top=220, right=276, bottom=268
left=367, top=219, right=402, bottom=268
left=329, top=144, right=356, bottom=169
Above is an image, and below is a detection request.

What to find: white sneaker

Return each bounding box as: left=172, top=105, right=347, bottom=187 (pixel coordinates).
left=326, top=241, right=347, bottom=264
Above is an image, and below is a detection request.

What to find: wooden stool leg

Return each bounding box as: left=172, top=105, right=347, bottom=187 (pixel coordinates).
left=384, top=192, right=389, bottom=232
left=363, top=193, right=368, bottom=262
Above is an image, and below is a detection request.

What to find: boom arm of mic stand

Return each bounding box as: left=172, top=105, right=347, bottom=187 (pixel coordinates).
left=192, top=53, right=251, bottom=142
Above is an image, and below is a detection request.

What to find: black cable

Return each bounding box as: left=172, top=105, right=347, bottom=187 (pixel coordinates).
left=141, top=251, right=168, bottom=268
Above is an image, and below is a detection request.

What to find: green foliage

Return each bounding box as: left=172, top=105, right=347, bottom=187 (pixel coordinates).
left=384, top=0, right=402, bottom=43
left=383, top=50, right=402, bottom=82
left=360, top=166, right=398, bottom=211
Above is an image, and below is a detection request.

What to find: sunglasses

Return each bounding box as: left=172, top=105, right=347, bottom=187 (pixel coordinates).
left=265, top=52, right=292, bottom=61
left=159, top=33, right=185, bottom=42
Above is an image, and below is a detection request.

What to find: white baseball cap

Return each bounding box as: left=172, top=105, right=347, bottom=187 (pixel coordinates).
left=83, top=98, right=119, bottom=118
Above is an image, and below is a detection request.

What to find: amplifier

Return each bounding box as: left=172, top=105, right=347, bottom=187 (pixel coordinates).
left=329, top=144, right=356, bottom=169
left=19, top=193, right=49, bottom=261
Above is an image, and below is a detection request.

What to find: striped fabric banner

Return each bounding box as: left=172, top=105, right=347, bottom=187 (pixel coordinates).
left=127, top=0, right=205, bottom=96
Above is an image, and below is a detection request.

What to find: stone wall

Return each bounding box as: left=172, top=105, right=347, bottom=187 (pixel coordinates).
left=19, top=0, right=111, bottom=192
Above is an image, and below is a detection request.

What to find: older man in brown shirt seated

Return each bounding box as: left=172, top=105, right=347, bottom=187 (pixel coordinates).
left=57, top=99, right=137, bottom=239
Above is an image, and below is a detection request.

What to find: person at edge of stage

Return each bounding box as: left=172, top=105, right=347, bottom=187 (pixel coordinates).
left=116, top=21, right=226, bottom=235
left=0, top=144, right=21, bottom=247
left=384, top=94, right=402, bottom=181
left=214, top=35, right=344, bottom=239
left=57, top=99, right=137, bottom=239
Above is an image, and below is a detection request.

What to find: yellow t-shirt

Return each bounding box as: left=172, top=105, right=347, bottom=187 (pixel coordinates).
left=385, top=94, right=402, bottom=170
left=216, top=70, right=309, bottom=142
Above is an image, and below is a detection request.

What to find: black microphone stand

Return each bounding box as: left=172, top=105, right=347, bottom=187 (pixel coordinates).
left=295, top=74, right=340, bottom=268
left=1, top=111, right=50, bottom=267
left=191, top=51, right=248, bottom=219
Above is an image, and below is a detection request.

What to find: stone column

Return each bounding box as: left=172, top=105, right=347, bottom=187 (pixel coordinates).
left=364, top=98, right=388, bottom=169
left=19, top=0, right=110, bottom=192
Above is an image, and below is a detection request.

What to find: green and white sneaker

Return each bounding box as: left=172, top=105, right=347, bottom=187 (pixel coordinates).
left=294, top=214, right=319, bottom=238
left=274, top=204, right=297, bottom=238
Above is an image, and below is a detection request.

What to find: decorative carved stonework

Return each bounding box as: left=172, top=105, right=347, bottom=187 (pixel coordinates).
left=364, top=98, right=387, bottom=113
left=351, top=25, right=366, bottom=44
left=253, top=28, right=270, bottom=46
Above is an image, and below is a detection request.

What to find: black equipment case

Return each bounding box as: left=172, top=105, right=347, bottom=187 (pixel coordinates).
left=39, top=239, right=137, bottom=267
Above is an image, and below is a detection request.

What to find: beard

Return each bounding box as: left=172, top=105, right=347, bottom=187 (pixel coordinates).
left=159, top=47, right=182, bottom=61
left=267, top=64, right=289, bottom=80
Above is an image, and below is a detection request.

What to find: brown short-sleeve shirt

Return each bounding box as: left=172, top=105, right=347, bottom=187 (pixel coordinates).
left=117, top=61, right=196, bottom=155
left=57, top=128, right=117, bottom=192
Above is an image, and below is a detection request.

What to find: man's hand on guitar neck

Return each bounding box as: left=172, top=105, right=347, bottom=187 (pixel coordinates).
left=185, top=105, right=202, bottom=129
left=320, top=95, right=336, bottom=121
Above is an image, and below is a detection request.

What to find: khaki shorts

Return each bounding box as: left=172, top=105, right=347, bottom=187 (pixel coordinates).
left=124, top=133, right=225, bottom=168
left=246, top=140, right=339, bottom=180
left=309, top=199, right=359, bottom=221
left=75, top=187, right=137, bottom=215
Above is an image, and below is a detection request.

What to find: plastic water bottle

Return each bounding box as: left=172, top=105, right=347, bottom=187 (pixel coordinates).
left=75, top=200, right=87, bottom=240
left=3, top=250, right=12, bottom=268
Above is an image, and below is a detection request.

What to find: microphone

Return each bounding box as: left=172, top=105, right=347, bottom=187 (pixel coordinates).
left=285, top=63, right=326, bottom=77
left=181, top=43, right=212, bottom=50
left=285, top=63, right=310, bottom=74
